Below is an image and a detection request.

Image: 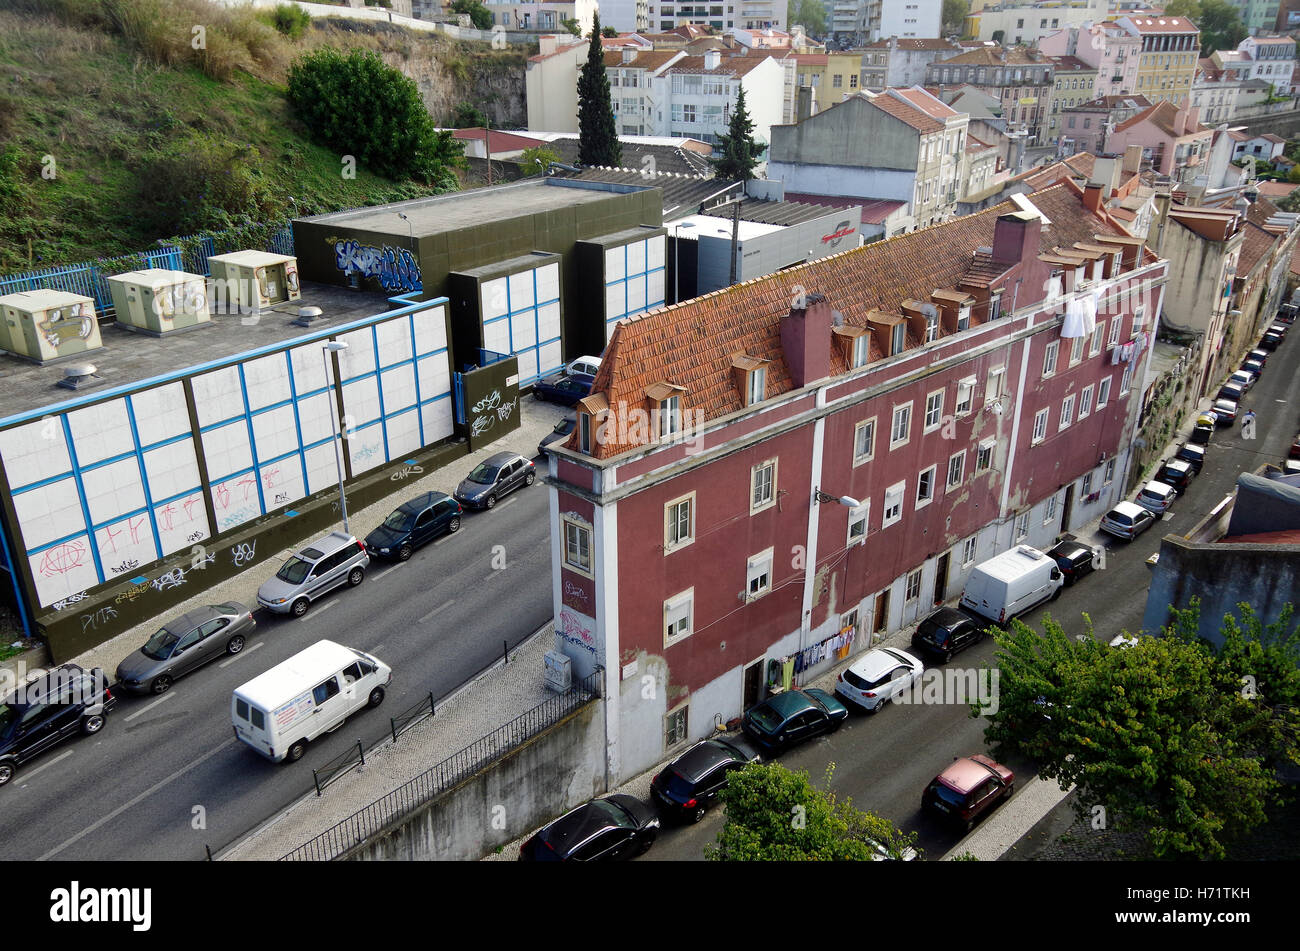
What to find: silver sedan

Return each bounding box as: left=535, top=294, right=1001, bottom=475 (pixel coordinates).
left=115, top=603, right=256, bottom=695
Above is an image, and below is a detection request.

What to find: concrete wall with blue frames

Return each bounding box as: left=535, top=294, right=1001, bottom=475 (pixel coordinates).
left=0, top=298, right=453, bottom=611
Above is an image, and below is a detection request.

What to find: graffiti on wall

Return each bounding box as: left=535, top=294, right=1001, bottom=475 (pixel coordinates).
left=334, top=239, right=422, bottom=292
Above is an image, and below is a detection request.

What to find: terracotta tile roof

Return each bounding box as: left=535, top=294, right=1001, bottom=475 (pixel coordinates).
left=574, top=182, right=1133, bottom=459
left=935, top=46, right=1044, bottom=67
left=1066, top=94, right=1153, bottom=112
left=864, top=37, right=960, bottom=51
left=602, top=50, right=683, bottom=70
left=1016, top=153, right=1096, bottom=191
left=1120, top=15, right=1199, bottom=34
left=795, top=54, right=829, bottom=67
left=866, top=92, right=945, bottom=133
left=1111, top=100, right=1206, bottom=138
left=1262, top=133, right=1287, bottom=144
left=1049, top=55, right=1095, bottom=71
left=664, top=54, right=774, bottom=77
left=1246, top=36, right=1296, bottom=44
left=889, top=87, right=960, bottom=120
left=784, top=194, right=908, bottom=223
left=1256, top=181, right=1300, bottom=199
left=1238, top=221, right=1275, bottom=276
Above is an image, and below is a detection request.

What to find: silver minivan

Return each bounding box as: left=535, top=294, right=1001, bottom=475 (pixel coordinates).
left=256, top=531, right=369, bottom=618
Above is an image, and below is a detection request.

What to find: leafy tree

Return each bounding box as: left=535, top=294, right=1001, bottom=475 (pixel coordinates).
left=979, top=602, right=1300, bottom=859
left=1197, top=0, right=1247, bottom=56
left=711, top=85, right=766, bottom=181
left=706, top=762, right=919, bottom=861
left=562, top=18, right=581, bottom=36
left=1162, top=0, right=1200, bottom=18
left=287, top=48, right=464, bottom=187
left=269, top=3, right=311, bottom=38
left=1288, top=165, right=1300, bottom=184
left=450, top=0, right=493, bottom=31
left=520, top=145, right=560, bottom=175
left=602, top=26, right=618, bottom=37
left=790, top=0, right=826, bottom=36
left=942, top=0, right=970, bottom=36
left=452, top=102, right=489, bottom=128
left=577, top=13, right=622, bottom=167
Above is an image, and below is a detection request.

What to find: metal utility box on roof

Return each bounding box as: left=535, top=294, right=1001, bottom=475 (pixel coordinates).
left=207, top=251, right=301, bottom=313
left=107, top=268, right=210, bottom=336
left=0, top=289, right=102, bottom=365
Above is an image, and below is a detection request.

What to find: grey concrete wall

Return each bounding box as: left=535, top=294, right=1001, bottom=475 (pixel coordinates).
left=346, top=699, right=605, bottom=861
left=1142, top=536, right=1300, bottom=645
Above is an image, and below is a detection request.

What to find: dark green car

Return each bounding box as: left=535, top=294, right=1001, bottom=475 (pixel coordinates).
left=364, top=491, right=462, bottom=561
left=741, top=688, right=848, bottom=754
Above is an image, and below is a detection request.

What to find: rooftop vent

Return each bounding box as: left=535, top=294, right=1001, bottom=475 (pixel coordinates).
left=57, top=362, right=104, bottom=391
left=292, top=305, right=326, bottom=328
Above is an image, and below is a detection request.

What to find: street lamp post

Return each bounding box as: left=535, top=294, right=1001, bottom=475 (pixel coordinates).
left=323, top=341, right=351, bottom=534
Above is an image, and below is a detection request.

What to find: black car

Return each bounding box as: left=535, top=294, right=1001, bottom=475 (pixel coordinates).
left=1260, top=332, right=1283, bottom=351
left=364, top=491, right=461, bottom=561
left=454, top=451, right=536, bottom=510
left=741, top=688, right=849, bottom=753
left=1046, top=541, right=1098, bottom=586
left=0, top=665, right=117, bottom=787
left=651, top=735, right=761, bottom=823
left=910, top=606, right=984, bottom=662
left=538, top=416, right=576, bottom=456
left=532, top=372, right=595, bottom=406
left=1242, top=358, right=1265, bottom=378
left=519, top=794, right=660, bottom=861
left=1248, top=348, right=1269, bottom=367
left=1153, top=458, right=1195, bottom=495
left=1174, top=442, right=1206, bottom=475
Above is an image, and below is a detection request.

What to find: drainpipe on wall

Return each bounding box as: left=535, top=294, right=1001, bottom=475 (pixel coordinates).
left=797, top=383, right=830, bottom=681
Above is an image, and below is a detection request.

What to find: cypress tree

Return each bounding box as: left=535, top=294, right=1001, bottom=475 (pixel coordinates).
left=577, top=15, right=622, bottom=167
left=712, top=86, right=766, bottom=182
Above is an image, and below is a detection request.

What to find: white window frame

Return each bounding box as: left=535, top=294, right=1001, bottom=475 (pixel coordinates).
left=891, top=322, right=906, bottom=354
left=1043, top=340, right=1059, bottom=378
left=563, top=518, right=593, bottom=577
left=1079, top=384, right=1093, bottom=419
left=955, top=377, right=975, bottom=416
left=1108, top=317, right=1122, bottom=347
left=664, top=492, right=695, bottom=553
left=976, top=438, right=995, bottom=471
left=578, top=413, right=593, bottom=453
left=664, top=589, right=694, bottom=647
left=1120, top=363, right=1133, bottom=395
left=853, top=417, right=876, bottom=466
left=962, top=536, right=978, bottom=567
left=890, top=402, right=912, bottom=450
left=1070, top=335, right=1085, bottom=366
left=853, top=334, right=870, bottom=367
left=924, top=312, right=939, bottom=343
left=664, top=702, right=689, bottom=748
left=751, top=458, right=777, bottom=514
left=916, top=464, right=936, bottom=508
left=660, top=395, right=682, bottom=439
left=747, top=367, right=766, bottom=406
left=1044, top=493, right=1057, bottom=524
left=1059, top=394, right=1075, bottom=430
left=882, top=480, right=905, bottom=528
left=1104, top=458, right=1116, bottom=484
left=1097, top=375, right=1112, bottom=408
left=847, top=501, right=869, bottom=546
left=1015, top=511, right=1030, bottom=541
left=1081, top=472, right=1093, bottom=496
left=904, top=569, right=922, bottom=603
left=924, top=389, right=945, bottom=432
left=986, top=366, right=1005, bottom=402
left=1032, top=407, right=1049, bottom=444
left=746, top=547, right=774, bottom=600
left=946, top=450, right=966, bottom=491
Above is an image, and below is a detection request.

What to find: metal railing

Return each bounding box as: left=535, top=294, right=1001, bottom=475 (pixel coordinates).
left=312, top=740, right=366, bottom=797
left=390, top=691, right=435, bottom=742
left=279, top=669, right=602, bottom=861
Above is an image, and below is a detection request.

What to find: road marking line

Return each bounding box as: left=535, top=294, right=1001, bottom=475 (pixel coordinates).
left=484, top=569, right=508, bottom=581
left=17, top=749, right=75, bottom=784
left=314, top=600, right=337, bottom=616
left=219, top=641, right=264, bottom=668
left=124, top=692, right=175, bottom=722
left=38, top=739, right=237, bottom=861
left=498, top=497, right=518, bottom=510
left=375, top=563, right=407, bottom=580
left=419, top=599, right=455, bottom=623
left=370, top=643, right=385, bottom=654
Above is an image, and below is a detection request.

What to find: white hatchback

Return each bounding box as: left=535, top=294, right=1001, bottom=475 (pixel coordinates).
left=1135, top=480, right=1175, bottom=515
left=834, top=647, right=924, bottom=713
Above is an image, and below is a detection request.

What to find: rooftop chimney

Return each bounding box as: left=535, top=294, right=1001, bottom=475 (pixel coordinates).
left=781, top=293, right=833, bottom=388
left=1122, top=143, right=1143, bottom=174
left=1083, top=182, right=1105, bottom=214
left=539, top=34, right=558, bottom=56
left=623, top=47, right=637, bottom=64
left=704, top=48, right=721, bottom=70
left=991, top=211, right=1044, bottom=266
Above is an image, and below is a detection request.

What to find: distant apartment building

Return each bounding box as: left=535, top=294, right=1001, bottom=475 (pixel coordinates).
left=768, top=87, right=969, bottom=229
left=1192, top=60, right=1248, bottom=125
left=1057, top=94, right=1151, bottom=157
left=600, top=0, right=651, bottom=32
left=926, top=45, right=1055, bottom=144
left=1104, top=100, right=1212, bottom=183
left=966, top=0, right=1101, bottom=46
left=1216, top=35, right=1297, bottom=96
left=1044, top=54, right=1099, bottom=142
left=483, top=0, right=598, bottom=32
left=1223, top=0, right=1283, bottom=35
left=860, top=36, right=962, bottom=90
left=657, top=50, right=787, bottom=147
left=819, top=0, right=941, bottom=41
left=795, top=52, right=863, bottom=112
left=1114, top=15, right=1200, bottom=106
left=526, top=35, right=590, bottom=134
left=646, top=0, right=788, bottom=31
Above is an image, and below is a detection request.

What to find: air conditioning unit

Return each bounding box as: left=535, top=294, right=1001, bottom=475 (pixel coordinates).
left=108, top=268, right=210, bottom=336
left=207, top=250, right=301, bottom=315
left=0, top=289, right=103, bottom=365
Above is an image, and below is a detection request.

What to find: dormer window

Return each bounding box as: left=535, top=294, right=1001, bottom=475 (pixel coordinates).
left=892, top=322, right=906, bottom=354
left=957, top=305, right=971, bottom=331
left=1111, top=251, right=1122, bottom=277
left=660, top=395, right=681, bottom=438
left=748, top=367, right=766, bottom=405
left=924, top=311, right=939, bottom=343
left=990, top=290, right=1003, bottom=319
left=1048, top=270, right=1063, bottom=299
left=731, top=354, right=770, bottom=407
left=578, top=413, right=592, bottom=453
left=853, top=334, right=869, bottom=367
left=1091, top=258, right=1104, bottom=282
left=1075, top=265, right=1087, bottom=287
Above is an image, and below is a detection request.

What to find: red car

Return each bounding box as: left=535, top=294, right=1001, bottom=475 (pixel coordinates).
left=923, top=754, right=1014, bottom=832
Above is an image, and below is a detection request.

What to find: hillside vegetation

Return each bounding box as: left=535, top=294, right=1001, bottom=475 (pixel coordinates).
left=0, top=0, right=527, bottom=269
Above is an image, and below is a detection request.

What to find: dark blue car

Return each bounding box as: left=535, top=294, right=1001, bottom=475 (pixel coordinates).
left=532, top=372, right=595, bottom=406
left=364, top=491, right=461, bottom=561
left=741, top=688, right=848, bottom=753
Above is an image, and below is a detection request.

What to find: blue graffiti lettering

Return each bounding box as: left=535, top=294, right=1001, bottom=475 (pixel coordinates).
left=335, top=239, right=422, bottom=292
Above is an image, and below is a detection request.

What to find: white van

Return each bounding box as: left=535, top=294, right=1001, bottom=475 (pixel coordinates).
left=959, top=545, right=1064, bottom=625
left=231, top=640, right=391, bottom=763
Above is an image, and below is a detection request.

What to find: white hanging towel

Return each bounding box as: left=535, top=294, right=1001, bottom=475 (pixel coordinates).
left=1061, top=295, right=1087, bottom=337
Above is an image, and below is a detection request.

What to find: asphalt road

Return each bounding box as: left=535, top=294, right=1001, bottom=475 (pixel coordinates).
left=0, top=478, right=554, bottom=861
left=645, top=325, right=1299, bottom=861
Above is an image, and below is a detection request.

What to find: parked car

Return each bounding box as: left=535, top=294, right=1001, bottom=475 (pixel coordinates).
left=1099, top=501, right=1158, bottom=540
left=532, top=371, right=594, bottom=406
left=1174, top=443, right=1206, bottom=475
left=1248, top=348, right=1269, bottom=367
left=116, top=602, right=256, bottom=695
left=835, top=647, right=924, bottom=712
left=1045, top=540, right=1099, bottom=586
left=1242, top=358, right=1265, bottom=378
left=1211, top=398, right=1238, bottom=425
left=453, top=451, right=536, bottom=510
left=1268, top=322, right=1288, bottom=338
left=519, top=795, right=659, bottom=861
left=1217, top=382, right=1246, bottom=404
left=650, top=735, right=761, bottom=822
left=1228, top=369, right=1255, bottom=392
left=742, top=688, right=848, bottom=753
left=922, top=754, right=1014, bottom=832
left=1135, top=480, right=1176, bottom=515
left=910, top=607, right=984, bottom=663
left=565, top=355, right=602, bottom=378
left=1284, top=459, right=1300, bottom=475
left=364, top=491, right=461, bottom=562
left=256, top=531, right=369, bottom=618
left=0, top=664, right=117, bottom=787
left=959, top=545, right=1063, bottom=626
left=1290, top=435, right=1300, bottom=460
left=1153, top=458, right=1195, bottom=495
left=1260, top=331, right=1283, bottom=351
left=537, top=416, right=576, bottom=456
left=1189, top=415, right=1215, bottom=446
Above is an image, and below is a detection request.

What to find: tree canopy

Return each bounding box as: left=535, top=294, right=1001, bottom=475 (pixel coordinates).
left=788, top=0, right=826, bottom=37
left=978, top=601, right=1300, bottom=859
left=706, top=761, right=920, bottom=861
left=577, top=13, right=622, bottom=167
left=942, top=0, right=970, bottom=36
left=711, top=86, right=766, bottom=182
left=1167, top=0, right=1248, bottom=55
left=450, top=0, right=492, bottom=31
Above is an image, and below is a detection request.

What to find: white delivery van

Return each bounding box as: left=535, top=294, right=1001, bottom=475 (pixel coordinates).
left=959, top=545, right=1064, bottom=625
left=231, top=639, right=391, bottom=763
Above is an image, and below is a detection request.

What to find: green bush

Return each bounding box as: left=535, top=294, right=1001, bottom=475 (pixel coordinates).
left=138, top=134, right=280, bottom=235
left=286, top=47, right=464, bottom=186
left=450, top=0, right=492, bottom=30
